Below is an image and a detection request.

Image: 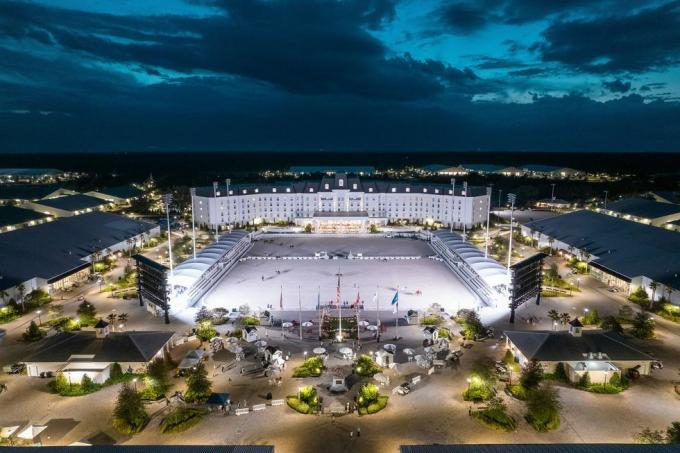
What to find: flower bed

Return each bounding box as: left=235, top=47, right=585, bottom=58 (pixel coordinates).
left=160, top=408, right=205, bottom=433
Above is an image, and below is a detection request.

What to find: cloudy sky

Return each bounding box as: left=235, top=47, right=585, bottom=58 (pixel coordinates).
left=1, top=0, right=679, bottom=152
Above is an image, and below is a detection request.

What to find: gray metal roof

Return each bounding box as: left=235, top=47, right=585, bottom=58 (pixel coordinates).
left=526, top=210, right=680, bottom=290
left=24, top=330, right=174, bottom=363
left=0, top=211, right=156, bottom=290
left=0, top=205, right=48, bottom=228
left=504, top=330, right=653, bottom=362
left=607, top=197, right=680, bottom=219
left=34, top=194, right=108, bottom=212
left=3, top=446, right=274, bottom=453
left=93, top=184, right=144, bottom=200
left=401, top=445, right=677, bottom=453
left=289, top=165, right=375, bottom=174
left=0, top=184, right=65, bottom=200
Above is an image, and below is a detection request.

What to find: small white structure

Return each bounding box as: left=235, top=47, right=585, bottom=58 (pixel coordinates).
left=328, top=375, right=348, bottom=393
left=17, top=425, right=47, bottom=440
left=338, top=347, right=354, bottom=360
left=242, top=326, right=259, bottom=343
left=422, top=326, right=439, bottom=342
left=264, top=346, right=285, bottom=368
left=374, top=349, right=394, bottom=367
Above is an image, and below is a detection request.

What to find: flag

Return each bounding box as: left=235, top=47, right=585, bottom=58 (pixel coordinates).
left=317, top=286, right=321, bottom=310
left=391, top=290, right=399, bottom=314
left=279, top=286, right=283, bottom=310
left=355, top=290, right=361, bottom=306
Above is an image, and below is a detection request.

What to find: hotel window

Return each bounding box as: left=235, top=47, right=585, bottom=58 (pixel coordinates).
left=286, top=188, right=291, bottom=193
left=391, top=188, right=396, bottom=193
left=309, top=188, right=314, bottom=192
left=255, top=189, right=259, bottom=193
left=368, top=188, right=373, bottom=193
left=339, top=179, right=344, bottom=187
left=242, top=190, right=247, bottom=194
left=272, top=188, right=277, bottom=193
left=324, top=184, right=330, bottom=190
left=406, top=188, right=410, bottom=193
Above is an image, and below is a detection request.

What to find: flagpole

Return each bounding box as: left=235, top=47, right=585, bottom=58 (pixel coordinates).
left=356, top=286, right=360, bottom=346
left=298, top=285, right=303, bottom=341
left=280, top=285, right=284, bottom=338
left=318, top=285, right=322, bottom=341
left=376, top=285, right=380, bottom=328
left=336, top=268, right=342, bottom=341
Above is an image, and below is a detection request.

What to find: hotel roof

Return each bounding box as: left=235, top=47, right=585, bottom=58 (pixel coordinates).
left=606, top=197, right=680, bottom=219
left=505, top=330, right=653, bottom=362
left=34, top=194, right=109, bottom=212
left=526, top=210, right=680, bottom=289
left=0, top=212, right=157, bottom=290
left=0, top=184, right=67, bottom=201
left=196, top=174, right=487, bottom=197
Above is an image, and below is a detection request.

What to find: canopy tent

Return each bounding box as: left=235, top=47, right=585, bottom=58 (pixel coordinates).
left=313, top=347, right=327, bottom=355
left=384, top=344, right=397, bottom=352
left=366, top=325, right=378, bottom=331
left=403, top=348, right=416, bottom=355
left=17, top=425, right=47, bottom=440
left=178, top=349, right=204, bottom=370
left=282, top=322, right=293, bottom=328
left=206, top=392, right=231, bottom=406
left=302, top=321, right=314, bottom=327
left=0, top=426, right=20, bottom=438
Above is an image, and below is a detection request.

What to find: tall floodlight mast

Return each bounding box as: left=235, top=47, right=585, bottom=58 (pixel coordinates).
left=450, top=178, right=456, bottom=232
left=506, top=193, right=517, bottom=275
left=162, top=193, right=174, bottom=277
left=190, top=187, right=197, bottom=260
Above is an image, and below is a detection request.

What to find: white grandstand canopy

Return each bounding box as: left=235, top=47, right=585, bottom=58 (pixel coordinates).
left=170, top=230, right=249, bottom=290
left=431, top=230, right=508, bottom=288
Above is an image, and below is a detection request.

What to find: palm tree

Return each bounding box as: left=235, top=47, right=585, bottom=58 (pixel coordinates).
left=107, top=313, right=117, bottom=326
left=547, top=309, right=560, bottom=323
left=559, top=312, right=571, bottom=325
left=649, top=282, right=658, bottom=302
left=117, top=313, right=129, bottom=325
left=547, top=236, right=555, bottom=254
left=0, top=289, right=8, bottom=306
left=16, top=283, right=26, bottom=312
left=581, top=251, right=592, bottom=273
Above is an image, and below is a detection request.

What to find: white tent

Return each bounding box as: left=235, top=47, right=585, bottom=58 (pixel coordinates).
left=403, top=348, right=416, bottom=355
left=0, top=426, right=20, bottom=438
left=282, top=322, right=293, bottom=328
left=366, top=325, right=378, bottom=331
left=17, top=424, right=47, bottom=440
left=384, top=343, right=397, bottom=353
left=313, top=347, right=327, bottom=355
left=358, top=320, right=370, bottom=327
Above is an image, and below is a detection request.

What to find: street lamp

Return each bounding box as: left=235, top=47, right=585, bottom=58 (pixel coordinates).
left=303, top=351, right=308, bottom=359
left=36, top=310, right=42, bottom=326
left=132, top=378, right=138, bottom=390
left=466, top=377, right=471, bottom=392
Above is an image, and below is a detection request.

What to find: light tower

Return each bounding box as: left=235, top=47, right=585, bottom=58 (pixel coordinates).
left=162, top=193, right=174, bottom=277
left=506, top=193, right=517, bottom=275
left=450, top=178, right=456, bottom=232
left=189, top=187, right=197, bottom=260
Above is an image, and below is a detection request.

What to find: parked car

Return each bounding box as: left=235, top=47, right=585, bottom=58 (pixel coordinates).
left=396, top=382, right=411, bottom=395
left=2, top=363, right=25, bottom=375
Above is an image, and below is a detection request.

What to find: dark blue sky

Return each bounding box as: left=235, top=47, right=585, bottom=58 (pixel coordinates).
left=1, top=0, right=679, bottom=152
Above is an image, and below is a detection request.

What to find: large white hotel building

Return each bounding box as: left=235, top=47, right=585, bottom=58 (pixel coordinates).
left=192, top=173, right=490, bottom=233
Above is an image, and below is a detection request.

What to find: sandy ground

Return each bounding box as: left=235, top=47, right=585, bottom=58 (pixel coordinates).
left=202, top=236, right=479, bottom=315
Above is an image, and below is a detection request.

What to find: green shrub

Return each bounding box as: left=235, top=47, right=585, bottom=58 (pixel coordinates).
left=23, top=321, right=44, bottom=342
left=473, top=399, right=516, bottom=432
left=577, top=372, right=591, bottom=389
left=357, top=383, right=388, bottom=414
left=503, top=350, right=520, bottom=372
left=437, top=327, right=452, bottom=340
left=628, top=287, right=650, bottom=306
left=76, top=301, right=97, bottom=326
left=507, top=384, right=528, bottom=400
left=160, top=408, right=205, bottom=433
left=463, top=361, right=496, bottom=402
left=184, top=362, right=212, bottom=403
left=581, top=309, right=600, bottom=326
left=526, top=385, right=561, bottom=432
left=354, top=354, right=381, bottom=377
left=241, top=316, right=260, bottom=326
left=519, top=360, right=544, bottom=391
left=112, top=384, right=149, bottom=434
left=553, top=362, right=569, bottom=383
left=0, top=305, right=20, bottom=324
left=631, top=312, right=655, bottom=339
left=461, top=311, right=485, bottom=340
left=292, top=356, right=325, bottom=378
left=195, top=321, right=217, bottom=341
left=420, top=315, right=442, bottom=326
left=286, top=396, right=311, bottom=414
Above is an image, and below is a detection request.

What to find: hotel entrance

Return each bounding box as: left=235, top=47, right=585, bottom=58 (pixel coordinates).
left=296, top=211, right=386, bottom=234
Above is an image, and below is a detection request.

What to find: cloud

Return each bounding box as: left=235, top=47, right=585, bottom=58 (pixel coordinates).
left=437, top=2, right=490, bottom=34
left=602, top=79, right=631, bottom=93
left=536, top=1, right=680, bottom=73
left=0, top=0, right=480, bottom=101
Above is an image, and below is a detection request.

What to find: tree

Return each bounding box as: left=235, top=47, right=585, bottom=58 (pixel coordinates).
left=117, top=313, right=129, bottom=324
left=194, top=306, right=212, bottom=323
left=649, top=282, right=658, bottom=302
left=23, top=321, right=43, bottom=342
left=520, top=360, right=544, bottom=391
left=547, top=309, right=560, bottom=323
left=0, top=289, right=8, bottom=305
left=634, top=427, right=665, bottom=444
left=53, top=372, right=70, bottom=393
left=554, top=362, right=568, bottom=382
left=600, top=316, right=624, bottom=334
left=578, top=372, right=591, bottom=389
left=110, top=362, right=124, bottom=381
left=195, top=321, right=217, bottom=342
left=48, top=304, right=64, bottom=321
left=526, top=385, right=561, bottom=432
left=143, top=358, right=170, bottom=399
left=667, top=422, right=680, bottom=443
left=107, top=313, right=117, bottom=326
left=77, top=300, right=97, bottom=326
left=462, top=310, right=485, bottom=340
left=112, top=383, right=149, bottom=434
left=81, top=374, right=94, bottom=392
left=559, top=312, right=571, bottom=325
left=632, top=312, right=655, bottom=339
left=185, top=362, right=211, bottom=403
left=582, top=309, right=600, bottom=325
left=16, top=283, right=26, bottom=312
left=238, top=304, right=251, bottom=316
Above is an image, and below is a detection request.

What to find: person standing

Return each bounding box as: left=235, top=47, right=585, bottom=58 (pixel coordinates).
left=357, top=427, right=361, bottom=437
